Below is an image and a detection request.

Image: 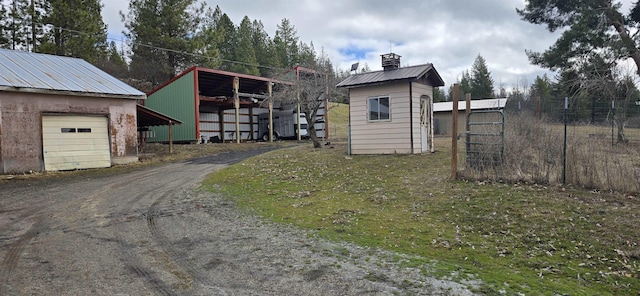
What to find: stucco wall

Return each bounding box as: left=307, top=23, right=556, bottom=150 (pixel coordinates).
left=0, top=91, right=138, bottom=173
left=349, top=80, right=433, bottom=154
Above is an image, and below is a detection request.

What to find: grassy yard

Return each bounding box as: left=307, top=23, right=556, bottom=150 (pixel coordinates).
left=204, top=136, right=640, bottom=295
left=201, top=103, right=640, bottom=294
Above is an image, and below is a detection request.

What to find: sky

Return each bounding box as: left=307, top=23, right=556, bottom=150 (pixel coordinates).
left=101, top=0, right=637, bottom=91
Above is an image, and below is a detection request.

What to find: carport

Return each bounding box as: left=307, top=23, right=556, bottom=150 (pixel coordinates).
left=146, top=67, right=291, bottom=144
left=136, top=104, right=182, bottom=153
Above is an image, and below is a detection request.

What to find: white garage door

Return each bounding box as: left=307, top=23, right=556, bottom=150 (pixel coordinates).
left=42, top=115, right=111, bottom=171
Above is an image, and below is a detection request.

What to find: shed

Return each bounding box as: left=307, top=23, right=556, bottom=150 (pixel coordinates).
left=433, top=98, right=507, bottom=135
left=146, top=66, right=288, bottom=143
left=336, top=53, right=445, bottom=154
left=0, top=49, right=145, bottom=173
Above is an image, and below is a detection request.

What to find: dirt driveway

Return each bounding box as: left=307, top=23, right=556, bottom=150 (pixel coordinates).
left=0, top=148, right=477, bottom=295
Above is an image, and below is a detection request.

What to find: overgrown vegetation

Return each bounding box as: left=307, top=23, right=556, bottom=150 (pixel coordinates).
left=204, top=138, right=640, bottom=295
left=460, top=112, right=640, bottom=193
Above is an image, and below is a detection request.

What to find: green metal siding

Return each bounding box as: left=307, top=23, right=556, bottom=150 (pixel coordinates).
left=146, top=71, right=196, bottom=142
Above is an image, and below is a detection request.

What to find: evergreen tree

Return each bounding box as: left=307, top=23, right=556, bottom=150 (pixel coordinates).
left=274, top=18, right=299, bottom=68
left=469, top=54, right=494, bottom=99
left=251, top=19, right=280, bottom=77
left=122, top=0, right=205, bottom=87
left=297, top=41, right=316, bottom=67
left=213, top=11, right=237, bottom=71
left=8, top=0, right=29, bottom=50
left=95, top=41, right=129, bottom=79
left=192, top=5, right=222, bottom=69
left=39, top=0, right=107, bottom=63
left=460, top=70, right=472, bottom=95
left=0, top=4, right=10, bottom=48
left=433, top=87, right=446, bottom=102
left=230, top=16, right=259, bottom=75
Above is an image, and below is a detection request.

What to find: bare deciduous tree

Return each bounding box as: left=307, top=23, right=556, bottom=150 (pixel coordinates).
left=273, top=52, right=337, bottom=148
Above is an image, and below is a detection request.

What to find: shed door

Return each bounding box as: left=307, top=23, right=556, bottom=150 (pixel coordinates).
left=42, top=115, right=111, bottom=171
left=420, top=96, right=432, bottom=152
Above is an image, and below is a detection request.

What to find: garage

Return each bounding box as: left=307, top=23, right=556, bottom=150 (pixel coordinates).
left=0, top=49, right=146, bottom=174
left=42, top=115, right=111, bottom=171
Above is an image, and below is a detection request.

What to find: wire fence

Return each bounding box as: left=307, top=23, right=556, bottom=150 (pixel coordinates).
left=458, top=109, right=640, bottom=193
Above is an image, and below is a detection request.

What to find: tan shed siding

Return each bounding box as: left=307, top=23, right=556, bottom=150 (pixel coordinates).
left=349, top=82, right=413, bottom=154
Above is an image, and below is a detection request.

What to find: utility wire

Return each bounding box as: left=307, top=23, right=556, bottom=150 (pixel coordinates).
left=30, top=22, right=292, bottom=75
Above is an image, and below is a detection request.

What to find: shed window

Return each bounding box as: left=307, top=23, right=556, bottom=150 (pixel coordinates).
left=368, top=96, right=390, bottom=121
left=77, top=128, right=92, bottom=133
left=61, top=128, right=76, bottom=133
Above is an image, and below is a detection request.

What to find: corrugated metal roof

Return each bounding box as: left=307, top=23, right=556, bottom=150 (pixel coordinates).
left=433, top=98, right=507, bottom=112
left=0, top=49, right=145, bottom=99
left=336, top=64, right=445, bottom=88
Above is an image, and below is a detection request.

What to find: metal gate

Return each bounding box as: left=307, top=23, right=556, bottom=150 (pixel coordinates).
left=465, top=110, right=504, bottom=170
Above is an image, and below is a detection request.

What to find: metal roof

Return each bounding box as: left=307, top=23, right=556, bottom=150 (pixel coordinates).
left=0, top=49, right=145, bottom=99
left=336, top=64, right=445, bottom=88
left=433, top=98, right=507, bottom=112
left=137, top=104, right=182, bottom=127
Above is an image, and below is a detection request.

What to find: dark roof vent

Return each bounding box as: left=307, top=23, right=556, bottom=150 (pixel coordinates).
left=381, top=53, right=401, bottom=71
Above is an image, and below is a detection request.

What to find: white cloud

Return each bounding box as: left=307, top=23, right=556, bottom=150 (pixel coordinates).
left=99, top=0, right=636, bottom=91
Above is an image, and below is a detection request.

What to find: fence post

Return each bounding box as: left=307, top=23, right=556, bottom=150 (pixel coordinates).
left=451, top=84, right=460, bottom=180
left=612, top=100, right=615, bottom=147
left=563, top=97, right=568, bottom=185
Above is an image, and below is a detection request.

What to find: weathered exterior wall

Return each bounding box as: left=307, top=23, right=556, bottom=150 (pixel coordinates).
left=0, top=91, right=138, bottom=173
left=349, top=80, right=433, bottom=154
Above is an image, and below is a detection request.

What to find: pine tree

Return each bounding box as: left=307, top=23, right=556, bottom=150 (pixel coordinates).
left=5, top=0, right=36, bottom=50
left=213, top=12, right=237, bottom=71
left=230, top=16, right=259, bottom=75
left=460, top=70, right=472, bottom=95
left=122, top=0, right=205, bottom=87
left=274, top=18, right=299, bottom=68
left=39, top=0, right=107, bottom=63
left=95, top=41, right=129, bottom=79
left=469, top=54, right=494, bottom=99
left=0, top=4, right=10, bottom=48
left=192, top=5, right=222, bottom=69
left=251, top=19, right=280, bottom=77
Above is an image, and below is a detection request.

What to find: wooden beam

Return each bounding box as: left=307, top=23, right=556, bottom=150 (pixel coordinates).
left=233, top=77, right=240, bottom=144
left=218, top=109, right=225, bottom=142
left=237, top=92, right=270, bottom=99
left=451, top=84, right=459, bottom=180
left=268, top=82, right=273, bottom=142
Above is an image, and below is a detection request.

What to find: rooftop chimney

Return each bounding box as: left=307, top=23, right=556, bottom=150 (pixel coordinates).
left=381, top=53, right=401, bottom=71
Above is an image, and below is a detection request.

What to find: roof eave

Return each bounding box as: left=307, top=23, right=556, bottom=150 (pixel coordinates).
left=0, top=85, right=146, bottom=100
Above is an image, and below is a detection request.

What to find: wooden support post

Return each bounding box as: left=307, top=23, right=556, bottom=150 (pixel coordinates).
left=218, top=109, right=225, bottom=142
left=249, top=107, right=254, bottom=141
left=233, top=77, right=240, bottom=144
left=326, top=72, right=330, bottom=140
left=168, top=121, right=174, bottom=154
left=465, top=93, right=471, bottom=119
left=296, top=102, right=301, bottom=141
left=451, top=84, right=460, bottom=180
left=267, top=82, right=274, bottom=142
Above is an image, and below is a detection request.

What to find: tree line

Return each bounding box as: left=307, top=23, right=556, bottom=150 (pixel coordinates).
left=0, top=0, right=339, bottom=92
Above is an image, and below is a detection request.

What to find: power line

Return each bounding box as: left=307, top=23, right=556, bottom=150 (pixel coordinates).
left=29, top=22, right=292, bottom=74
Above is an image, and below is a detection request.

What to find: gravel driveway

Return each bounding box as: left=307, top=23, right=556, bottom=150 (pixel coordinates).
left=0, top=148, right=478, bottom=295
